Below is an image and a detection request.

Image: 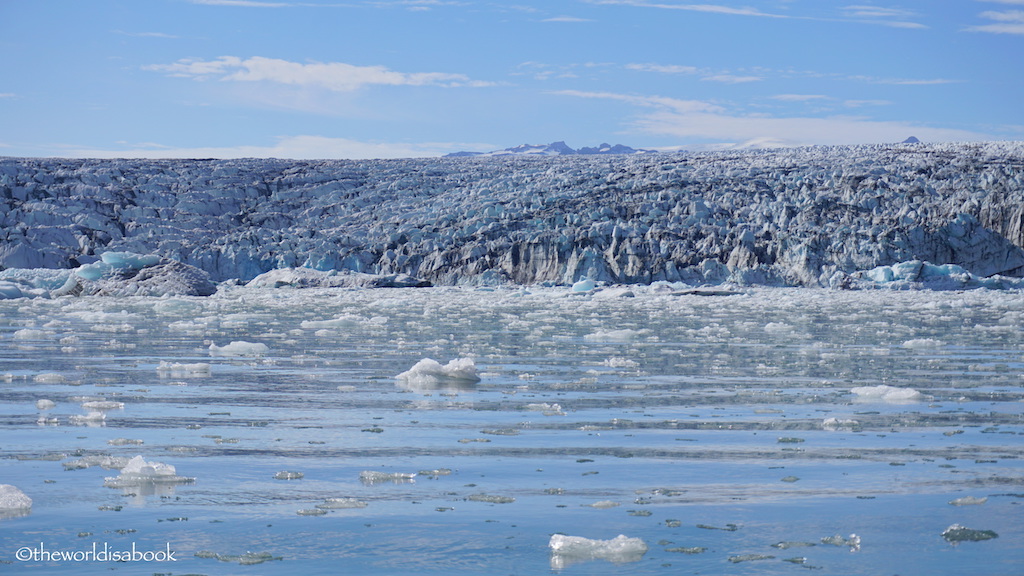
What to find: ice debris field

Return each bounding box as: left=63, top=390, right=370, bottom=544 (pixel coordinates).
left=2, top=283, right=1023, bottom=575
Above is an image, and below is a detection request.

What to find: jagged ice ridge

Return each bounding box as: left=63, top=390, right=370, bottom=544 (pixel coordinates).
left=2, top=141, right=1024, bottom=292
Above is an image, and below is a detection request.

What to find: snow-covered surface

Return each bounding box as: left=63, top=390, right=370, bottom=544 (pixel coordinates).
left=3, top=141, right=1024, bottom=291
left=548, top=534, right=648, bottom=567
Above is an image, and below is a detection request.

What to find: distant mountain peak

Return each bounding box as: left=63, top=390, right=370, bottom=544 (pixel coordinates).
left=902, top=136, right=921, bottom=144
left=445, top=141, right=656, bottom=158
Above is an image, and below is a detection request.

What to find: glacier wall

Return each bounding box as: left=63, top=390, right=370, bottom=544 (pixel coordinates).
left=2, top=141, right=1024, bottom=287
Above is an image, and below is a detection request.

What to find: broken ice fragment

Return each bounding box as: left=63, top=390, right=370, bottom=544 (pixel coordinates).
left=316, top=498, right=368, bottom=510
left=102, top=455, right=194, bottom=488
left=395, top=357, right=480, bottom=391
left=948, top=496, right=987, bottom=506
left=208, top=341, right=269, bottom=357
left=942, top=524, right=998, bottom=543
left=851, top=385, right=922, bottom=402
left=0, top=484, right=32, bottom=512
left=821, top=533, right=861, bottom=551
left=467, top=494, right=515, bottom=504
left=273, top=471, right=304, bottom=480
left=549, top=534, right=647, bottom=568
left=359, top=471, right=416, bottom=484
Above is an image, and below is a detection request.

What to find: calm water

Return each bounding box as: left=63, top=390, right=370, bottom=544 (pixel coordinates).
left=1, top=285, right=1022, bottom=575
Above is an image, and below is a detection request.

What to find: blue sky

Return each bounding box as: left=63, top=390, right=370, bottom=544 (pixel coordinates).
left=2, top=0, right=1022, bottom=158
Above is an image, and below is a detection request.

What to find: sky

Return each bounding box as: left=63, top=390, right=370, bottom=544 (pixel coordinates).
left=1, top=0, right=1022, bottom=159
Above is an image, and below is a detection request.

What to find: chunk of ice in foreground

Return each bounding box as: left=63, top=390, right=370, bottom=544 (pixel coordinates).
left=942, top=524, right=998, bottom=543
left=549, top=534, right=647, bottom=568
left=395, top=358, right=480, bottom=390
left=208, top=341, right=269, bottom=357
left=359, top=471, right=416, bottom=484
left=103, top=455, right=194, bottom=488
left=850, top=385, right=922, bottom=402
left=0, top=484, right=32, bottom=510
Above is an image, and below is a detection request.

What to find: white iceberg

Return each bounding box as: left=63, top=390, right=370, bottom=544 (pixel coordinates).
left=395, top=358, right=480, bottom=391
left=103, top=455, right=194, bottom=488
left=208, top=341, right=269, bottom=357
left=0, top=484, right=32, bottom=510
left=851, top=385, right=923, bottom=402
left=549, top=534, right=647, bottom=568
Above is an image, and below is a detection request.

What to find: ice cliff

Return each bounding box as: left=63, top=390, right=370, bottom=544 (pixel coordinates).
left=2, top=141, right=1024, bottom=289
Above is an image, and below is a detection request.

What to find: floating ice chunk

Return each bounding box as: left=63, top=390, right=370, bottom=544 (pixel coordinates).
left=525, top=403, right=565, bottom=415
left=69, top=411, right=106, bottom=425
left=208, top=341, right=269, bottom=357
left=81, top=400, right=124, bottom=411
left=949, top=496, right=987, bottom=506
left=103, top=455, right=193, bottom=488
left=942, top=524, right=998, bottom=542
left=851, top=385, right=922, bottom=402
left=571, top=279, right=597, bottom=293
left=296, top=508, right=327, bottom=516
left=316, top=497, right=368, bottom=510
left=396, top=358, right=480, bottom=390
left=300, top=315, right=364, bottom=329
left=14, top=329, right=52, bottom=340
left=601, top=357, right=639, bottom=369
left=274, top=471, right=304, bottom=480
left=35, top=399, right=56, bottom=410
left=359, top=471, right=416, bottom=484
left=821, top=534, right=861, bottom=551
left=156, top=361, right=211, bottom=377
left=822, top=417, right=859, bottom=430
left=584, top=329, right=646, bottom=342
left=0, top=282, right=24, bottom=300
left=0, top=484, right=32, bottom=510
left=902, top=338, right=943, bottom=349
left=587, top=500, right=620, bottom=509
left=549, top=534, right=647, bottom=566
left=468, top=494, right=515, bottom=504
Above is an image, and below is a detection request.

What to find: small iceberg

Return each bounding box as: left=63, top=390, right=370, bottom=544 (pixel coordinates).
left=851, top=385, right=922, bottom=403
left=395, top=358, right=480, bottom=391
left=103, top=455, right=194, bottom=488
left=549, top=534, right=647, bottom=569
left=208, top=341, right=269, bottom=357
left=0, top=484, right=32, bottom=519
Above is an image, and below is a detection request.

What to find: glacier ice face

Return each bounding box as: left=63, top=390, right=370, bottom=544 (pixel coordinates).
left=2, top=142, right=1024, bottom=288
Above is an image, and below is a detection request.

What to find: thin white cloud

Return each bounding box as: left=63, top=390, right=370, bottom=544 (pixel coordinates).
left=966, top=9, right=1024, bottom=34
left=844, top=99, right=892, bottom=107
left=626, top=63, right=699, bottom=74
left=701, top=74, right=762, bottom=83
left=113, top=30, right=179, bottom=38
left=147, top=56, right=492, bottom=91
left=771, top=94, right=829, bottom=102
left=542, top=16, right=595, bottom=22
left=850, top=75, right=959, bottom=85
left=60, top=135, right=484, bottom=159
left=584, top=0, right=786, bottom=18
left=189, top=0, right=291, bottom=6
left=556, top=90, right=990, bottom=146
left=0, top=93, right=16, bottom=99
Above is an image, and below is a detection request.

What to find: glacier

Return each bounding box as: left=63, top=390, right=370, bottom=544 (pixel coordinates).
left=2, top=141, right=1024, bottom=294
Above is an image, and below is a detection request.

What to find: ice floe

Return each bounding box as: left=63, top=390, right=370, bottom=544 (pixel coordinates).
left=850, top=385, right=923, bottom=402
left=549, top=534, right=647, bottom=568
left=103, top=455, right=194, bottom=488
left=395, top=358, right=480, bottom=391
left=208, top=340, right=269, bottom=357
left=0, top=484, right=32, bottom=510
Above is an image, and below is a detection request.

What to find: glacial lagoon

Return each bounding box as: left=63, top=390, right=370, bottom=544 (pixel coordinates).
left=1, top=285, right=1022, bottom=574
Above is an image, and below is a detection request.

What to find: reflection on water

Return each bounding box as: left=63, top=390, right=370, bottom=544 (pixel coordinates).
left=1, top=285, right=1022, bottom=575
